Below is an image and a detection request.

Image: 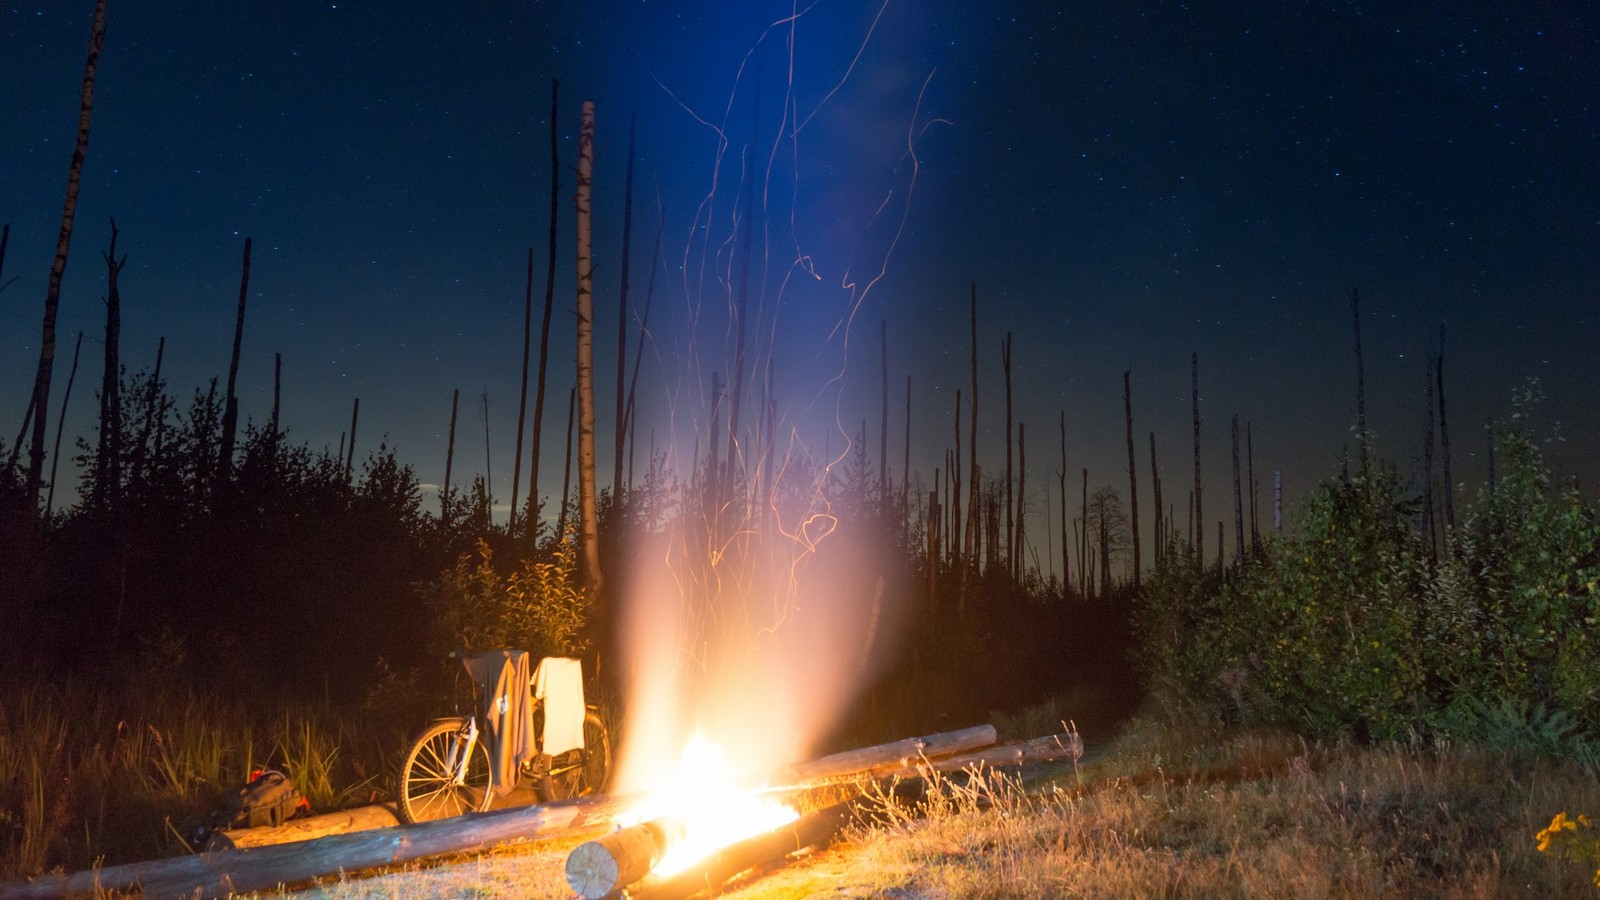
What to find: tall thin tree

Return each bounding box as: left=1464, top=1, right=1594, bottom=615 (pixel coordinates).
left=1003, top=333, right=1014, bottom=576
left=1191, top=352, right=1203, bottom=562
left=510, top=248, right=536, bottom=532
left=441, top=389, right=460, bottom=522
left=443, top=388, right=459, bottom=522
left=1124, top=368, right=1140, bottom=588
left=526, top=79, right=561, bottom=547
left=574, top=99, right=603, bottom=595
left=1436, top=324, right=1455, bottom=533
left=1058, top=410, right=1069, bottom=595
left=345, top=397, right=360, bottom=480
left=217, top=236, right=251, bottom=486
left=1351, top=286, right=1369, bottom=473
left=1231, top=414, right=1245, bottom=567
left=614, top=112, right=637, bottom=499
left=26, top=0, right=106, bottom=504
left=95, top=219, right=125, bottom=506
left=45, top=331, right=84, bottom=514
left=1149, top=432, right=1162, bottom=565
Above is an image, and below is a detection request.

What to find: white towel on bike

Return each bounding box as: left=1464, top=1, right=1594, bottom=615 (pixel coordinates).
left=533, top=656, right=586, bottom=757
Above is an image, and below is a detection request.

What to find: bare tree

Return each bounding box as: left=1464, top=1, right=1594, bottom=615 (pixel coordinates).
left=45, top=331, right=84, bottom=514
left=1003, top=332, right=1014, bottom=576
left=1231, top=414, right=1245, bottom=567
left=526, top=79, right=561, bottom=548
left=1084, top=485, right=1129, bottom=598
left=575, top=99, right=603, bottom=595
left=95, top=219, right=125, bottom=507
left=1191, top=352, right=1203, bottom=562
left=1436, top=324, right=1455, bottom=534
left=1351, top=287, right=1369, bottom=473
left=217, top=236, right=251, bottom=486
left=1058, top=410, right=1069, bottom=596
left=443, top=388, right=459, bottom=523
left=614, top=112, right=637, bottom=500
left=1149, top=432, right=1162, bottom=566
left=510, top=248, right=535, bottom=531
left=26, top=0, right=106, bottom=505
left=1124, top=369, right=1140, bottom=588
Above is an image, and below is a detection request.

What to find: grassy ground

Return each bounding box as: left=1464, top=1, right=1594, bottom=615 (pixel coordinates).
left=260, top=712, right=1600, bottom=898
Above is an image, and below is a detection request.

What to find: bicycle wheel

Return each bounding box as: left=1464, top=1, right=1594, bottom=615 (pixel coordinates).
left=539, top=709, right=611, bottom=802
left=397, top=717, right=495, bottom=823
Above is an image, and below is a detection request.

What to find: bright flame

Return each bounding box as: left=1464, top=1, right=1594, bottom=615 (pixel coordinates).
left=618, top=733, right=799, bottom=878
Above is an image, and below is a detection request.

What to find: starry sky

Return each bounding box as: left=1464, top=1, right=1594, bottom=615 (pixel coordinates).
left=3, top=1, right=1596, bottom=577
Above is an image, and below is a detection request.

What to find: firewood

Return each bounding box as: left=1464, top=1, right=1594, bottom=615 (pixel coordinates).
left=565, top=817, right=682, bottom=899
left=202, top=804, right=400, bottom=851
left=2, top=793, right=629, bottom=900
left=624, top=799, right=860, bottom=900
left=771, top=723, right=997, bottom=786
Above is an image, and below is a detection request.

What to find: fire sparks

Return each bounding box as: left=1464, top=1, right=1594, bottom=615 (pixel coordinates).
left=618, top=733, right=798, bottom=877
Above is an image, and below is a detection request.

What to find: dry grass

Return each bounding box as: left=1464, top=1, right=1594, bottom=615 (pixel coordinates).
left=258, top=716, right=1600, bottom=898
left=779, top=718, right=1600, bottom=899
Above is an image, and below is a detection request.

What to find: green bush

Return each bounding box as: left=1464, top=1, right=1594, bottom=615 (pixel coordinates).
left=420, top=533, right=592, bottom=660
left=1135, top=385, right=1599, bottom=750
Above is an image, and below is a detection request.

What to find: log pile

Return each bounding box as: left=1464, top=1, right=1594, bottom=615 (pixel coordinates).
left=0, top=725, right=1081, bottom=900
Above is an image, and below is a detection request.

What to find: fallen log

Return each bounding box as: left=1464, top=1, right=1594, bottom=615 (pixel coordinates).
left=770, top=723, right=997, bottom=785
left=0, top=792, right=632, bottom=900
left=624, top=798, right=860, bottom=900
left=204, top=804, right=400, bottom=851
left=565, top=816, right=686, bottom=898
left=893, top=731, right=1082, bottom=779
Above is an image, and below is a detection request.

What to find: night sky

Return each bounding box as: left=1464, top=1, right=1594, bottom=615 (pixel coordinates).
left=4, top=1, right=1596, bottom=580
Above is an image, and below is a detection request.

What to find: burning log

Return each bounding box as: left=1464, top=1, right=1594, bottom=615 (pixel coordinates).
left=625, top=799, right=860, bottom=900
left=772, top=723, right=997, bottom=786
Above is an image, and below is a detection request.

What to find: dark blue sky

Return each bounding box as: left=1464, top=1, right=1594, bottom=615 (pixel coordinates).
left=3, top=1, right=1596, bottom=577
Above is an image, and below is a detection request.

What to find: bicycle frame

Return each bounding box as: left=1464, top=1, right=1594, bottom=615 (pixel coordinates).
left=447, top=716, right=481, bottom=787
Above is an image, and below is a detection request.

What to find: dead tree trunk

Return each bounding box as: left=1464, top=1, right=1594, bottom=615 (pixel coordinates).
left=963, top=283, right=980, bottom=579
left=45, top=331, right=84, bottom=514
left=95, top=219, right=125, bottom=507
left=130, top=336, right=165, bottom=485
left=1015, top=422, right=1026, bottom=580
left=1423, top=362, right=1437, bottom=557
left=481, top=391, right=492, bottom=503
left=0, top=223, right=11, bottom=294
left=269, top=352, right=281, bottom=439
left=527, top=79, right=561, bottom=548
left=1274, top=470, right=1282, bottom=534
left=1191, top=352, right=1203, bottom=563
left=510, top=248, right=535, bottom=532
left=345, top=397, right=360, bottom=480
left=1079, top=467, right=1088, bottom=599
left=615, top=112, right=637, bottom=501
left=1003, top=333, right=1014, bottom=578
left=575, top=99, right=603, bottom=595
left=443, top=388, right=459, bottom=523
left=1123, top=369, right=1140, bottom=589
left=1436, top=324, right=1455, bottom=535
left=880, top=320, right=890, bottom=503
left=1058, top=410, right=1069, bottom=596
left=1149, top=432, right=1162, bottom=566
left=26, top=0, right=106, bottom=505
left=951, top=391, right=962, bottom=565
left=902, top=373, right=912, bottom=512
left=557, top=386, right=576, bottom=539
left=1231, top=414, right=1245, bottom=567
left=218, top=236, right=251, bottom=487
left=1351, top=287, right=1368, bottom=473
left=1247, top=421, right=1261, bottom=555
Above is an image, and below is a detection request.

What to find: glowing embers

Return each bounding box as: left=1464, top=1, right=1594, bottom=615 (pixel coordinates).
left=565, top=734, right=797, bottom=898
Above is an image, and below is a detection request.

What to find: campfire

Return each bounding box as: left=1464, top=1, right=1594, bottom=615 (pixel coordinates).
left=565, top=734, right=802, bottom=897
left=563, top=722, right=1083, bottom=898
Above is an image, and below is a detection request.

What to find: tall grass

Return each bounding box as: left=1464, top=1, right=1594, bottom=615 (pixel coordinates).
left=0, top=672, right=422, bottom=879
left=831, top=716, right=1600, bottom=898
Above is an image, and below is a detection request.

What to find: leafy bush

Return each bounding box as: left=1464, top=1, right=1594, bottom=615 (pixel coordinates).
left=421, top=534, right=591, bottom=660
left=1135, top=384, right=1599, bottom=751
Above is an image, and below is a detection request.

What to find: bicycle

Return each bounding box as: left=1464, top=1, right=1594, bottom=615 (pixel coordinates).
left=395, top=650, right=611, bottom=823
